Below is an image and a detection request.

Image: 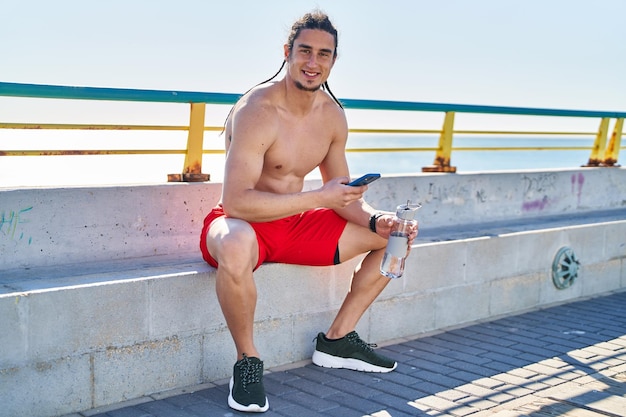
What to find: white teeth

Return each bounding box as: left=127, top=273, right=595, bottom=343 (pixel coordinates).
left=304, top=71, right=317, bottom=76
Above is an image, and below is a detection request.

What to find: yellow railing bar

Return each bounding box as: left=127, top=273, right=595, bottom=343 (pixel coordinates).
left=603, top=118, right=623, bottom=166
left=584, top=117, right=610, bottom=166
left=173, top=102, right=209, bottom=182
left=423, top=111, right=456, bottom=172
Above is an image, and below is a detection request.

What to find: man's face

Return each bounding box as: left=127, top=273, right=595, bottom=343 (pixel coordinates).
left=284, top=29, right=336, bottom=92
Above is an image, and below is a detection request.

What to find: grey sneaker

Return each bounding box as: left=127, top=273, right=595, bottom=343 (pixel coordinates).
left=312, top=331, right=397, bottom=373
left=228, top=354, right=269, bottom=412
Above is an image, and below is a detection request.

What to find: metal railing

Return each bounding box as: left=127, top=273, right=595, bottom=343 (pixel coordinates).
left=1, top=82, right=624, bottom=181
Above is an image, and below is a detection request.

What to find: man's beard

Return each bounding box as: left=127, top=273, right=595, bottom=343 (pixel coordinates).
left=294, top=80, right=322, bottom=92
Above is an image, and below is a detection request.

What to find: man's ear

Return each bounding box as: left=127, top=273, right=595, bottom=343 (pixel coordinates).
left=283, top=44, right=290, bottom=60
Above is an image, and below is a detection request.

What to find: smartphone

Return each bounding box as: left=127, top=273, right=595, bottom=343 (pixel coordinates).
left=347, top=173, right=381, bottom=187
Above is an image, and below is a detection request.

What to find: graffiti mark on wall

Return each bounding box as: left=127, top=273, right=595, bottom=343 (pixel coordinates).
left=521, top=173, right=557, bottom=212
left=0, top=206, right=34, bottom=244
left=571, top=173, right=585, bottom=206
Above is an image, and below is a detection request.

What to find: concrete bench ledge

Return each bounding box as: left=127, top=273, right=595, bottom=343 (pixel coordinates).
left=2, top=207, right=626, bottom=296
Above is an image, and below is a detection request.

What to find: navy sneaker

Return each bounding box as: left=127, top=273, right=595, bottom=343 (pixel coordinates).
left=312, top=331, right=397, bottom=373
left=228, top=354, right=269, bottom=412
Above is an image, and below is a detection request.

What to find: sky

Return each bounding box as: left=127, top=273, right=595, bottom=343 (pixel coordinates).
left=3, top=0, right=625, bottom=109
left=1, top=0, right=625, bottom=185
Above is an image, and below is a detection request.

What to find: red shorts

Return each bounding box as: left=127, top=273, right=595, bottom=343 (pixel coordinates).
left=199, top=205, right=348, bottom=270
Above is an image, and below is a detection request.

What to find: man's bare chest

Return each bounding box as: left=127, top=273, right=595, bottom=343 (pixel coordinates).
left=265, top=132, right=333, bottom=175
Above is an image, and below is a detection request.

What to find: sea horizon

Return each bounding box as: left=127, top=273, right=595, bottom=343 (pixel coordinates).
left=0, top=135, right=598, bottom=188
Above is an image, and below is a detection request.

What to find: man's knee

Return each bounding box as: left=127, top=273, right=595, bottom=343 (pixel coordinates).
left=213, top=226, right=258, bottom=273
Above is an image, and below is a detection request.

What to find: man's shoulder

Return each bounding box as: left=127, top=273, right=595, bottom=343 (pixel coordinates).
left=235, top=83, right=281, bottom=113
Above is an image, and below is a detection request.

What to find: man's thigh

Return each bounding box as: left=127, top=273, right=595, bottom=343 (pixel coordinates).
left=338, top=221, right=387, bottom=263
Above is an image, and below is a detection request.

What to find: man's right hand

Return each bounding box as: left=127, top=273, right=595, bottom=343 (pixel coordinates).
left=319, top=177, right=367, bottom=209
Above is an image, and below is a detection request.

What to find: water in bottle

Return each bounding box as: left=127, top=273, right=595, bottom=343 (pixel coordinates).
left=380, top=200, right=421, bottom=278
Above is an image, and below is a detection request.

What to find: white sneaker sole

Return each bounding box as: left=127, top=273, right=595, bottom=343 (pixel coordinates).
left=228, top=377, right=269, bottom=412
left=312, top=350, right=397, bottom=373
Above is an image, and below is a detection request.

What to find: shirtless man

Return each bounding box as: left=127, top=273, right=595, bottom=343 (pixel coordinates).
left=200, top=11, right=418, bottom=413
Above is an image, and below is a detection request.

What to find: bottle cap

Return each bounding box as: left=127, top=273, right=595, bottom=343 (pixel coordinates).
left=396, top=200, right=421, bottom=220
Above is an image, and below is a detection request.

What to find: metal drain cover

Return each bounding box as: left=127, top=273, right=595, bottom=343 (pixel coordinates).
left=552, top=246, right=580, bottom=289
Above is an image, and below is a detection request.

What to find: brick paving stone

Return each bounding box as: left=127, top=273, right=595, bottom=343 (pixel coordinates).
left=404, top=339, right=452, bottom=355
left=454, top=382, right=500, bottom=398
left=161, top=393, right=207, bottom=409
left=324, top=391, right=388, bottom=415
left=479, top=361, right=520, bottom=375
left=275, top=403, right=335, bottom=417
left=285, top=365, right=340, bottom=383
left=403, top=349, right=452, bottom=365
left=459, top=386, right=515, bottom=405
left=264, top=376, right=300, bottom=396
left=96, top=409, right=153, bottom=417
left=473, top=342, right=523, bottom=357
left=472, top=377, right=507, bottom=390
left=411, top=381, right=449, bottom=396
left=412, top=369, right=465, bottom=387
left=448, top=361, right=501, bottom=378
left=371, top=394, right=425, bottom=417
left=448, top=369, right=488, bottom=384
left=438, top=328, right=481, bottom=346
left=517, top=351, right=554, bottom=364
left=468, top=327, right=517, bottom=343
left=183, top=401, right=233, bottom=416
left=194, top=384, right=230, bottom=405
left=279, top=390, right=340, bottom=413
left=523, top=362, right=564, bottom=377
left=136, top=400, right=198, bottom=417
left=494, top=383, right=535, bottom=398
left=455, top=394, right=499, bottom=410
left=411, top=394, right=479, bottom=416
left=283, top=378, right=341, bottom=398
left=366, top=379, right=426, bottom=400
left=404, top=357, right=458, bottom=375
left=484, top=351, right=533, bottom=368
left=260, top=394, right=299, bottom=413
left=434, top=388, right=470, bottom=402
left=442, top=350, right=493, bottom=365
left=506, top=367, right=538, bottom=379
left=325, top=379, right=382, bottom=399
left=381, top=369, right=423, bottom=386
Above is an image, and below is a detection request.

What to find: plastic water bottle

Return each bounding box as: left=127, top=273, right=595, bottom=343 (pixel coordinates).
left=380, top=200, right=421, bottom=278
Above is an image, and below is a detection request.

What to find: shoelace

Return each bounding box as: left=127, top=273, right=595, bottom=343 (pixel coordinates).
left=346, top=332, right=377, bottom=352
left=237, top=354, right=263, bottom=393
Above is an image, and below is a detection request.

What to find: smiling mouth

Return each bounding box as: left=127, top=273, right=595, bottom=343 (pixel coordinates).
left=303, top=70, right=318, bottom=78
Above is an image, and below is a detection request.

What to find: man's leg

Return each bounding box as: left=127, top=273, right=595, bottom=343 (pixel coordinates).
left=312, top=222, right=398, bottom=372
left=327, top=221, right=389, bottom=338
left=206, top=217, right=260, bottom=359
left=205, top=217, right=269, bottom=412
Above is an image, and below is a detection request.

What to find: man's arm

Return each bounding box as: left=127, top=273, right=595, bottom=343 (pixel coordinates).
left=317, top=112, right=390, bottom=229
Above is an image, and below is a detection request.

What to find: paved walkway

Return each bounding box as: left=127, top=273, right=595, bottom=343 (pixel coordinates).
left=75, top=291, right=626, bottom=417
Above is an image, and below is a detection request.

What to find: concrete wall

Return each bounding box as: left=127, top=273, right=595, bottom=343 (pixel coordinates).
left=2, top=168, right=625, bottom=271
left=1, top=168, right=625, bottom=417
